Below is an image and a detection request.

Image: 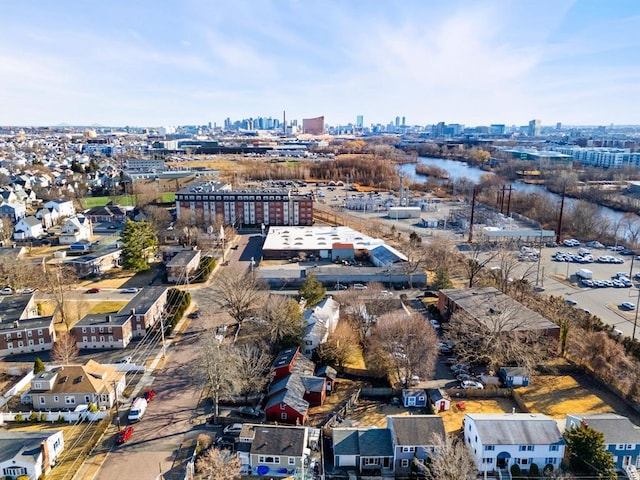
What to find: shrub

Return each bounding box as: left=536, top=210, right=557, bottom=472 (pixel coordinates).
left=40, top=412, right=47, bottom=421
left=29, top=411, right=39, bottom=421
left=15, top=413, right=24, bottom=422
left=166, top=288, right=191, bottom=334
left=510, top=464, right=521, bottom=477
left=543, top=463, right=554, bottom=475
left=529, top=462, right=539, bottom=476
left=88, top=402, right=99, bottom=413
left=57, top=414, right=64, bottom=423
left=192, top=256, right=216, bottom=283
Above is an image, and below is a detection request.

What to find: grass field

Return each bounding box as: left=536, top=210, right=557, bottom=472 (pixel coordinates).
left=80, top=195, right=136, bottom=208
left=159, top=192, right=175, bottom=203
left=519, top=375, right=615, bottom=418
left=90, top=301, right=128, bottom=314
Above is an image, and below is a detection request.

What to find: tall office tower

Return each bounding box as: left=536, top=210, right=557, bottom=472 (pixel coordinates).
left=402, top=116, right=406, bottom=127
left=395, top=116, right=400, bottom=128
left=528, top=119, right=541, bottom=137
left=556, top=122, right=562, bottom=131
left=356, top=115, right=364, bottom=128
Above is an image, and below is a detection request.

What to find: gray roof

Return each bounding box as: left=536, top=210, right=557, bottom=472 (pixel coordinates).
left=0, top=316, right=54, bottom=333
left=317, top=365, right=337, bottom=380
left=118, top=287, right=167, bottom=316
left=265, top=388, right=309, bottom=415
left=250, top=425, right=307, bottom=457
left=166, top=250, right=200, bottom=267
left=466, top=413, right=564, bottom=445
left=566, top=413, right=640, bottom=445
left=500, top=367, right=530, bottom=377
left=21, top=216, right=41, bottom=228
left=333, top=428, right=394, bottom=457
left=402, top=389, right=427, bottom=399
left=440, top=287, right=559, bottom=333
left=427, top=389, right=448, bottom=403
left=389, top=415, right=446, bottom=447
left=0, top=294, right=38, bottom=323
left=75, top=313, right=132, bottom=327
left=0, top=431, right=61, bottom=465
left=300, top=376, right=325, bottom=393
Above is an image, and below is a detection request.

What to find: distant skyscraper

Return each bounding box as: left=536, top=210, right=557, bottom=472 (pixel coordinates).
left=402, top=116, right=406, bottom=127
left=556, top=122, right=562, bottom=131
left=395, top=116, right=400, bottom=128
left=528, top=119, right=541, bottom=137
left=356, top=115, right=364, bottom=129
left=302, top=116, right=324, bottom=135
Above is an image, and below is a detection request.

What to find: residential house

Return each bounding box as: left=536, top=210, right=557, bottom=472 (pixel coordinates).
left=316, top=365, right=337, bottom=394
left=332, top=428, right=394, bottom=475
left=0, top=202, right=26, bottom=221
left=59, top=215, right=93, bottom=244
left=71, top=312, right=133, bottom=350
left=65, top=248, right=121, bottom=278
left=44, top=199, right=75, bottom=218
left=85, top=205, right=127, bottom=224
left=271, top=347, right=301, bottom=382
left=463, top=413, right=565, bottom=475
left=0, top=188, right=19, bottom=204
left=387, top=415, right=446, bottom=475
left=166, top=249, right=201, bottom=283
left=36, top=207, right=57, bottom=228
left=237, top=424, right=310, bottom=478
left=13, top=216, right=44, bottom=240
left=438, top=287, right=560, bottom=339
left=0, top=430, right=65, bottom=480
left=117, top=286, right=168, bottom=338
left=427, top=388, right=451, bottom=412
left=500, top=367, right=531, bottom=387
left=302, top=297, right=340, bottom=358
left=0, top=293, right=54, bottom=357
left=402, top=389, right=428, bottom=408
left=26, top=359, right=125, bottom=411
left=566, top=413, right=640, bottom=472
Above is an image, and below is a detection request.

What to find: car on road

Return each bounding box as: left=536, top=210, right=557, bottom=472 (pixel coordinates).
left=121, top=287, right=139, bottom=294
left=429, top=319, right=441, bottom=329
left=115, top=426, right=134, bottom=444
left=565, top=299, right=578, bottom=306
left=621, top=302, right=636, bottom=310
left=119, top=355, right=133, bottom=364
left=223, top=423, right=244, bottom=435
left=0, top=287, right=13, bottom=295
left=85, top=288, right=100, bottom=294
left=143, top=389, right=156, bottom=402
left=533, top=285, right=546, bottom=292
left=352, top=283, right=368, bottom=290
left=187, top=311, right=200, bottom=319
left=614, top=328, right=624, bottom=336
left=334, top=283, right=348, bottom=291
left=236, top=406, right=262, bottom=418
left=16, top=288, right=35, bottom=294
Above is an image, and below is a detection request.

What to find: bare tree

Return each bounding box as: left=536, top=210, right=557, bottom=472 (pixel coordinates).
left=460, top=242, right=500, bottom=288
left=622, top=213, right=640, bottom=248
left=195, top=331, right=240, bottom=424
left=233, top=342, right=273, bottom=402
left=258, top=295, right=304, bottom=351
left=446, top=300, right=552, bottom=373
left=51, top=331, right=79, bottom=364
left=42, top=265, right=81, bottom=331
left=195, top=448, right=241, bottom=480
left=0, top=217, right=13, bottom=244
left=132, top=180, right=158, bottom=209
left=371, top=312, right=439, bottom=387
left=316, top=321, right=361, bottom=372
left=211, top=268, right=265, bottom=325
left=414, top=433, right=476, bottom=480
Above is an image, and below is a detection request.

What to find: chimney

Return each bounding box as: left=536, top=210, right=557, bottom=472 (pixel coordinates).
left=13, top=320, right=19, bottom=328
left=106, top=315, right=112, bottom=323
left=130, top=308, right=136, bottom=316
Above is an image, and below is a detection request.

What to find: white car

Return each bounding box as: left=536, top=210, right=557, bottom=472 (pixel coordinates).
left=121, top=287, right=139, bottom=294
left=352, top=283, right=367, bottom=290
left=461, top=380, right=484, bottom=390
left=0, top=287, right=13, bottom=295
left=223, top=423, right=244, bottom=435
left=621, top=302, right=636, bottom=310
left=430, top=319, right=441, bottom=329
left=16, top=288, right=35, bottom=294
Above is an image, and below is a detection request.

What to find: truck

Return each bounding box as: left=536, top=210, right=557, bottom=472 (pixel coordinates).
left=127, top=397, right=148, bottom=423
left=576, top=269, right=593, bottom=280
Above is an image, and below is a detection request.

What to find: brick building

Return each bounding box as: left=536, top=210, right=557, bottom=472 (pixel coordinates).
left=175, top=183, right=314, bottom=227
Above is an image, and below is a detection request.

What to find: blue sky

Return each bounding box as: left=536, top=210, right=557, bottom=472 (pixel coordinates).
left=1, top=0, right=639, bottom=127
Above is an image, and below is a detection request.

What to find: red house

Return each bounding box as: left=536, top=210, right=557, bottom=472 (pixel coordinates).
left=271, top=347, right=300, bottom=381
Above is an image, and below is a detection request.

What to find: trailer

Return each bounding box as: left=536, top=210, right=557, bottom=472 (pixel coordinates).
left=576, top=269, right=593, bottom=280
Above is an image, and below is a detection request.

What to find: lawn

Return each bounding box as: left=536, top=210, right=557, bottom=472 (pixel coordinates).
left=159, top=192, right=175, bottom=203
left=90, top=301, right=128, bottom=314
left=439, top=397, right=521, bottom=433
left=518, top=375, right=614, bottom=418
left=79, top=195, right=136, bottom=208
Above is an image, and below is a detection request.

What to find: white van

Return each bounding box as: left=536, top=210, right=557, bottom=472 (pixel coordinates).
left=127, top=397, right=148, bottom=422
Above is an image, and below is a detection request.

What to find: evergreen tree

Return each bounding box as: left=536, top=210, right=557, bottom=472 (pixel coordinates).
left=431, top=266, right=453, bottom=289
left=299, top=273, right=325, bottom=307
left=33, top=357, right=45, bottom=374
left=564, top=422, right=616, bottom=479
left=121, top=219, right=157, bottom=272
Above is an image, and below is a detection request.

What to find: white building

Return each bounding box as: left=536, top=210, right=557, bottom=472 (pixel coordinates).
left=0, top=430, right=65, bottom=479
left=44, top=198, right=75, bottom=218
left=302, top=297, right=340, bottom=357
left=59, top=215, right=93, bottom=244
left=13, top=216, right=44, bottom=240
left=463, top=413, right=565, bottom=476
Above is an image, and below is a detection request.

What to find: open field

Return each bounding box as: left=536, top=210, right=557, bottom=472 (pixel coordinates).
left=90, top=301, right=128, bottom=314
left=80, top=195, right=136, bottom=208
left=519, top=375, right=617, bottom=418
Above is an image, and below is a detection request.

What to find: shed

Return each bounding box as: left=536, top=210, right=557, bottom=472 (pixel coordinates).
left=499, top=367, right=530, bottom=387
left=427, top=388, right=450, bottom=412
left=402, top=389, right=427, bottom=408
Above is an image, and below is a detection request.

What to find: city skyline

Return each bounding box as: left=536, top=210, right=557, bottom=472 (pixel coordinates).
left=1, top=0, right=639, bottom=127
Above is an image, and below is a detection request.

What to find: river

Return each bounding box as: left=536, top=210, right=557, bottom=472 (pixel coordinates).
left=399, top=156, right=627, bottom=228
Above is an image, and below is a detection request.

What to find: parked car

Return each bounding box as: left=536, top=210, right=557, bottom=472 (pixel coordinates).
left=614, top=328, right=624, bottom=336
left=223, top=423, right=244, bottom=435
left=563, top=239, right=580, bottom=247
left=115, top=426, right=134, bottom=444
left=121, top=287, right=139, bottom=294
left=565, top=299, right=578, bottom=306
left=621, top=302, right=636, bottom=310
left=236, top=406, right=262, bottom=418
left=0, top=287, right=13, bottom=295
left=187, top=311, right=200, bottom=319
left=143, top=389, right=156, bottom=402
left=16, top=288, right=35, bottom=294
left=429, top=319, right=441, bottom=329
left=461, top=380, right=484, bottom=389
left=352, top=283, right=368, bottom=290
left=119, top=355, right=133, bottom=364
left=533, top=285, right=545, bottom=292
left=334, top=283, right=348, bottom=291
left=85, top=288, right=101, bottom=294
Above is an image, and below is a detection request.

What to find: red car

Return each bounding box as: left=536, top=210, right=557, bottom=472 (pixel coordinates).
left=85, top=288, right=101, bottom=294
left=143, top=389, right=156, bottom=402
left=115, top=426, right=134, bottom=444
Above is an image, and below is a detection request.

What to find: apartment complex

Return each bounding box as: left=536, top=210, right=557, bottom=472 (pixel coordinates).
left=175, top=182, right=314, bottom=227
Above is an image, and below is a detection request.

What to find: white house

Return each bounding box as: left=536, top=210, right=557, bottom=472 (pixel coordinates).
left=13, top=216, right=44, bottom=240
left=463, top=413, right=565, bottom=476
left=59, top=215, right=93, bottom=244
left=302, top=297, right=340, bottom=358
left=44, top=198, right=76, bottom=218
left=36, top=208, right=56, bottom=229
left=0, top=430, right=65, bottom=479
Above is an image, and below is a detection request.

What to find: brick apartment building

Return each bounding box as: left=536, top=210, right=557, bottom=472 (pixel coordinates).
left=175, top=182, right=314, bottom=227
left=71, top=313, right=133, bottom=350
left=117, top=286, right=168, bottom=338
left=0, top=294, right=55, bottom=356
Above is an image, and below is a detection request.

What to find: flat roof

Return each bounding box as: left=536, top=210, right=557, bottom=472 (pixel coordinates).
left=75, top=313, right=131, bottom=327
left=0, top=316, right=54, bottom=333
left=166, top=250, right=200, bottom=267
left=119, top=287, right=167, bottom=315
left=263, top=226, right=386, bottom=252
left=0, top=294, right=34, bottom=322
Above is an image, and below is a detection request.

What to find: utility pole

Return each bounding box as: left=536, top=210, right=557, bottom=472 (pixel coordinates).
left=555, top=186, right=566, bottom=244
left=634, top=289, right=640, bottom=340
left=536, top=229, right=543, bottom=286
left=468, top=186, right=478, bottom=243
left=112, top=381, right=121, bottom=431
left=506, top=185, right=513, bottom=217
